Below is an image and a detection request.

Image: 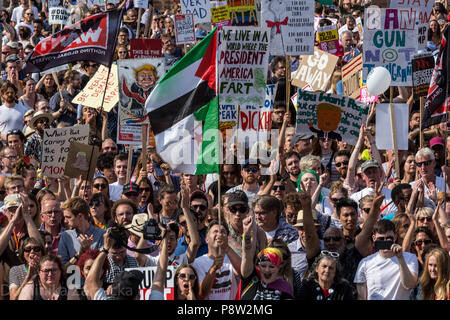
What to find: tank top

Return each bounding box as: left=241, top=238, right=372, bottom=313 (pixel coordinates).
left=33, top=279, right=68, bottom=301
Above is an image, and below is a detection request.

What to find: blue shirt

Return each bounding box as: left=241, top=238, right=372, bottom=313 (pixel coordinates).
left=174, top=233, right=208, bottom=258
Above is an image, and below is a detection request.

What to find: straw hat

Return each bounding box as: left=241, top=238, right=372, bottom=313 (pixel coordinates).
left=29, top=110, right=53, bottom=130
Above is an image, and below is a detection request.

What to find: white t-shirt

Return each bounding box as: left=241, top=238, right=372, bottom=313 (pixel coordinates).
left=0, top=102, right=31, bottom=136
left=15, top=22, right=33, bottom=34
left=192, top=254, right=239, bottom=300
left=109, top=181, right=124, bottom=202
left=354, top=252, right=418, bottom=300
left=11, top=6, right=39, bottom=24
left=350, top=187, right=395, bottom=217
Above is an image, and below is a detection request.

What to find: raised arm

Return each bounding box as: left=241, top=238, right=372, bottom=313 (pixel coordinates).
left=150, top=226, right=168, bottom=297
left=345, top=124, right=365, bottom=192
left=432, top=201, right=447, bottom=250
left=311, top=172, right=328, bottom=209
left=392, top=244, right=418, bottom=290
left=241, top=214, right=257, bottom=279
left=181, top=185, right=200, bottom=263
left=402, top=209, right=417, bottom=252
left=298, top=184, right=321, bottom=260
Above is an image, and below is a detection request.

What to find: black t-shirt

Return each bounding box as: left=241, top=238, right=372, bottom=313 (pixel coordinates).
left=240, top=269, right=293, bottom=300
left=208, top=180, right=233, bottom=206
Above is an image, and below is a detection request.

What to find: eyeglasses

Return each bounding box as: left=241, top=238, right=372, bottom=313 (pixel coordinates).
left=140, top=187, right=151, bottom=192
left=321, top=250, right=339, bottom=258
left=272, top=185, right=285, bottom=191
left=42, top=210, right=62, bottom=216
left=89, top=201, right=101, bottom=208
left=418, top=216, right=432, bottom=222
left=179, top=273, right=196, bottom=280
left=361, top=207, right=371, bottom=214
left=88, top=63, right=99, bottom=68
left=25, top=12, right=33, bottom=15
left=243, top=167, right=258, bottom=173
left=93, top=183, right=107, bottom=189
left=323, top=236, right=342, bottom=243
left=40, top=268, right=59, bottom=274
left=23, top=246, right=42, bottom=253
left=414, top=239, right=432, bottom=246
left=229, top=206, right=247, bottom=214
left=335, top=161, right=349, bottom=168
left=415, top=159, right=432, bottom=167
left=191, top=204, right=207, bottom=211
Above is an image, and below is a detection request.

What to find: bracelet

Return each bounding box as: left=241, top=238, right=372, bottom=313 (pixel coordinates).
left=73, top=253, right=80, bottom=261
left=101, top=248, right=109, bottom=255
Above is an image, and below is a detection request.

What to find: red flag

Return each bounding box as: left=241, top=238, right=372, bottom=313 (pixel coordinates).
left=23, top=9, right=123, bottom=73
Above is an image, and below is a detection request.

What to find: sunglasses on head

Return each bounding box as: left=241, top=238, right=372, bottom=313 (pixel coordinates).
left=229, top=206, right=247, bottom=214
left=272, top=185, right=285, bottom=191
left=321, top=250, right=339, bottom=258
left=415, top=159, right=432, bottom=167
left=335, top=160, right=349, bottom=168
left=178, top=273, right=196, bottom=280
left=414, top=239, right=432, bottom=246
left=243, top=167, right=258, bottom=173
left=323, top=236, right=342, bottom=243
left=93, top=183, right=107, bottom=189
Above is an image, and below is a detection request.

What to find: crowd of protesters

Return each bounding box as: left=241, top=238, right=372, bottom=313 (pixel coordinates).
left=0, top=0, right=448, bottom=301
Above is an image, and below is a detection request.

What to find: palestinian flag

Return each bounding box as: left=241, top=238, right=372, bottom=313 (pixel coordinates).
left=145, top=28, right=219, bottom=175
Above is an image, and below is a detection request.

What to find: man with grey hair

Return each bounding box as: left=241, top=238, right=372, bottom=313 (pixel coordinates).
left=253, top=194, right=298, bottom=244
left=410, top=147, right=446, bottom=205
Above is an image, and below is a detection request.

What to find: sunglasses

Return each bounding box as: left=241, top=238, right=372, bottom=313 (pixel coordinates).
left=330, top=197, right=343, bottom=203
left=23, top=246, right=42, bottom=253
left=88, top=64, right=99, bottom=68
left=335, top=160, right=349, bottom=168
left=178, top=273, right=196, bottom=280
left=415, top=160, right=432, bottom=167
left=223, top=171, right=235, bottom=176
left=321, top=250, right=339, bottom=258
left=414, top=239, right=432, bottom=246
left=93, top=183, right=108, bottom=189
left=191, top=204, right=207, bottom=211
left=229, top=206, right=247, bottom=214
left=243, top=167, right=258, bottom=173
left=361, top=207, right=371, bottom=214
left=272, top=185, right=285, bottom=191
left=7, top=129, right=21, bottom=135
left=140, top=187, right=151, bottom=192
left=323, top=236, right=342, bottom=243
left=89, top=201, right=102, bottom=207
left=376, top=236, right=394, bottom=241
left=418, top=216, right=432, bottom=222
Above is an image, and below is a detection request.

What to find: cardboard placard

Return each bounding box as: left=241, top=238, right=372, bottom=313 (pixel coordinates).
left=180, top=0, right=212, bottom=25
left=125, top=266, right=175, bottom=300
left=261, top=0, right=314, bottom=55
left=211, top=1, right=232, bottom=27
left=72, top=64, right=119, bottom=112
left=342, top=54, right=363, bottom=99
left=174, top=14, right=196, bottom=44
left=291, top=48, right=339, bottom=92
left=295, top=89, right=369, bottom=145
left=317, top=25, right=342, bottom=56
left=227, top=0, right=258, bottom=26
left=117, top=112, right=156, bottom=146
left=49, top=7, right=69, bottom=25
left=129, top=39, right=162, bottom=58
left=218, top=27, right=270, bottom=106
left=376, top=103, right=409, bottom=150
left=64, top=142, right=99, bottom=181
left=411, top=53, right=435, bottom=98
left=42, top=125, right=90, bottom=178
left=363, top=8, right=418, bottom=86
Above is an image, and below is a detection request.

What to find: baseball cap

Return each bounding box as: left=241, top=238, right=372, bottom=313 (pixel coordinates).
left=430, top=137, right=444, bottom=148
left=6, top=41, right=18, bottom=49
left=361, top=159, right=380, bottom=173
left=111, top=270, right=144, bottom=300
left=290, top=133, right=313, bottom=148
left=122, top=182, right=140, bottom=195
left=227, top=191, right=248, bottom=207
left=5, top=54, right=20, bottom=62
left=4, top=194, right=21, bottom=209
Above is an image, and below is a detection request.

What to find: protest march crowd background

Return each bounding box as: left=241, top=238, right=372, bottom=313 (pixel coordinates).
left=0, top=0, right=448, bottom=302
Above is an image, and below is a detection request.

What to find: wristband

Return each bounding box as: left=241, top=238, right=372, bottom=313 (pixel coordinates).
left=101, top=248, right=109, bottom=255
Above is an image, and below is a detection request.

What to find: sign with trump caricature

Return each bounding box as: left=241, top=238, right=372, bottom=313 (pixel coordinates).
left=118, top=58, right=166, bottom=125
left=295, top=89, right=369, bottom=145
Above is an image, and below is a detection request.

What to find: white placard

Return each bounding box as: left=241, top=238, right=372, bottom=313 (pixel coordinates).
left=49, top=7, right=69, bottom=25
left=376, top=103, right=409, bottom=150
left=180, top=0, right=212, bottom=25
left=133, top=0, right=148, bottom=9
left=174, top=14, right=196, bottom=45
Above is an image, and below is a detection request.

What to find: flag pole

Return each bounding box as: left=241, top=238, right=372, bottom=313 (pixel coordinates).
left=389, top=87, right=400, bottom=178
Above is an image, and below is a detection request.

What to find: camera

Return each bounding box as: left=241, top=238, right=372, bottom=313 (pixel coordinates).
left=143, top=218, right=163, bottom=241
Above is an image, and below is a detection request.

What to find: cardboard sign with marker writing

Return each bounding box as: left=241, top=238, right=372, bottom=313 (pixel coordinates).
left=342, top=54, right=363, bottom=99
left=64, top=142, right=99, bottom=181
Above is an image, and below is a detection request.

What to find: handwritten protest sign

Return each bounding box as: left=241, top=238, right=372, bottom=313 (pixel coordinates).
left=376, top=103, right=409, bottom=150
left=360, top=86, right=378, bottom=103
left=218, top=27, right=269, bottom=105
left=239, top=83, right=277, bottom=132
left=317, top=25, right=342, bottom=56
left=411, top=53, right=435, bottom=98
left=72, top=64, right=119, bottom=112
left=118, top=58, right=166, bottom=125
left=261, top=0, right=314, bottom=55
left=416, top=22, right=428, bottom=51
left=342, top=54, right=363, bottom=99
left=64, top=142, right=99, bottom=181
left=180, top=0, right=212, bottom=25
left=228, top=0, right=258, bottom=26
left=210, top=1, right=231, bottom=27
left=42, top=125, right=90, bottom=177
left=117, top=117, right=156, bottom=147
left=174, top=14, right=196, bottom=44
left=363, top=7, right=418, bottom=86
left=389, top=0, right=433, bottom=24
left=125, top=266, right=175, bottom=300
left=130, top=39, right=162, bottom=58
left=49, top=7, right=69, bottom=25
left=292, top=48, right=339, bottom=91
left=295, top=89, right=369, bottom=145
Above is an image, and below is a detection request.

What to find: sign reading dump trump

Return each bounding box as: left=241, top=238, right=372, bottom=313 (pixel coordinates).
left=295, top=89, right=369, bottom=145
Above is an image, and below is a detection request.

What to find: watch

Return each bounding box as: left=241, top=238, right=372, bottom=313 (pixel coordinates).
left=101, top=248, right=109, bottom=255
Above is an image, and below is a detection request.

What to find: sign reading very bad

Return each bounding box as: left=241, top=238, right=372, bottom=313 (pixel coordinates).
left=295, top=89, right=369, bottom=145
left=363, top=7, right=418, bottom=86
left=180, top=0, right=212, bottom=25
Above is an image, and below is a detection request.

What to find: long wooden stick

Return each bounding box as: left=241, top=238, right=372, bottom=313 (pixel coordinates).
left=419, top=97, right=424, bottom=148
left=389, top=87, right=400, bottom=178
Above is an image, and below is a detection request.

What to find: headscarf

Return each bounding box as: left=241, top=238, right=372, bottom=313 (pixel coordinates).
left=257, top=248, right=283, bottom=267
left=296, top=169, right=323, bottom=203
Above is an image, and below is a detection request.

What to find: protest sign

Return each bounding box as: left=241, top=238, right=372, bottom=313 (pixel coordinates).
left=72, top=64, right=119, bottom=112
left=129, top=39, right=162, bottom=58
left=180, top=0, right=212, bottom=25
left=174, top=14, right=196, bottom=44
left=118, top=58, right=166, bottom=125
left=342, top=54, right=363, bottom=99
left=49, top=7, right=69, bottom=25
left=47, top=0, right=61, bottom=7
left=133, top=0, right=148, bottom=8
left=42, top=125, right=90, bottom=177
left=218, top=27, right=270, bottom=106
left=356, top=17, right=363, bottom=40
left=210, top=1, right=231, bottom=27
left=411, top=53, right=435, bottom=98
left=389, top=0, right=433, bottom=24
left=363, top=7, right=418, bottom=86
left=376, top=103, right=409, bottom=150
left=227, top=0, right=258, bottom=26
left=117, top=117, right=156, bottom=146
left=125, top=266, right=175, bottom=300
left=64, top=142, right=99, bottom=181
left=295, top=89, right=369, bottom=145
left=292, top=48, right=339, bottom=92
left=416, top=22, right=428, bottom=51
left=261, top=0, right=314, bottom=55
left=317, top=25, right=342, bottom=56
left=360, top=86, right=378, bottom=103
left=239, top=83, right=277, bottom=132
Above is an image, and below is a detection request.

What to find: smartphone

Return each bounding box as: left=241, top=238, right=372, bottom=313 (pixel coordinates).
left=374, top=240, right=393, bottom=251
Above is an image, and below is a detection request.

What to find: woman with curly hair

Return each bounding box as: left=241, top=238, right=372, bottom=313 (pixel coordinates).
left=419, top=247, right=450, bottom=300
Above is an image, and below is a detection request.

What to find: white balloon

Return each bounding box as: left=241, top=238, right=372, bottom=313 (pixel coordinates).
left=366, top=67, right=391, bottom=96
